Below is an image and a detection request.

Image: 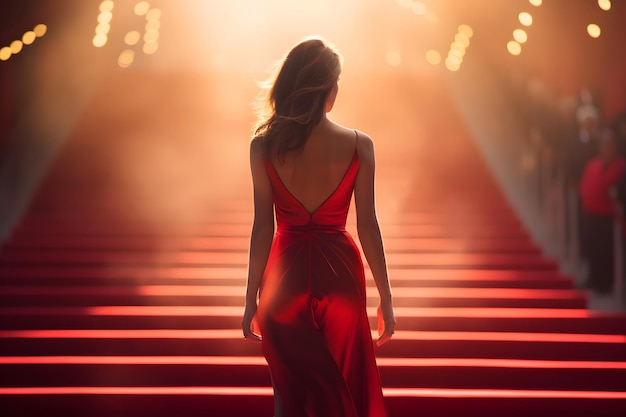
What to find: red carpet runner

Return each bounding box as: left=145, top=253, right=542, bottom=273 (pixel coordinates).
left=1, top=73, right=625, bottom=416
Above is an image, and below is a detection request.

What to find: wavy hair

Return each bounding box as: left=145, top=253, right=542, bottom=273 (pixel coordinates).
left=254, top=37, right=342, bottom=164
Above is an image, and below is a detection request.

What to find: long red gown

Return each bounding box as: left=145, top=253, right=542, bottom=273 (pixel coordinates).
left=256, top=134, right=387, bottom=417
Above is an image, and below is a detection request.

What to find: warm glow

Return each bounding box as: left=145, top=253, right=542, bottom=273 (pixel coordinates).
left=411, top=1, right=426, bottom=16
left=457, top=24, right=473, bottom=38
left=1, top=305, right=599, bottom=319
left=118, top=49, right=135, bottom=68
left=378, top=357, right=626, bottom=369
left=445, top=58, right=460, bottom=72
left=33, top=24, right=47, bottom=37
left=425, top=50, right=441, bottom=65
left=93, top=3, right=113, bottom=48
left=0, top=386, right=272, bottom=396
left=454, top=33, right=470, bottom=48
left=450, top=42, right=465, bottom=55
left=446, top=55, right=463, bottom=66
left=386, top=50, right=402, bottom=66
left=391, top=331, right=626, bottom=344
left=386, top=388, right=626, bottom=399
left=0, top=386, right=625, bottom=400
left=0, top=46, right=11, bottom=61
left=513, top=29, right=528, bottom=43
left=507, top=40, right=522, bottom=55
left=145, top=20, right=160, bottom=31
left=10, top=40, right=23, bottom=54
left=125, top=30, right=141, bottom=45
left=143, top=41, right=159, bottom=55
left=518, top=12, right=533, bottom=26
left=146, top=8, right=162, bottom=21
left=448, top=48, right=464, bottom=59
left=376, top=268, right=548, bottom=281
left=95, top=23, right=111, bottom=35
left=441, top=24, right=472, bottom=73
left=22, top=31, right=36, bottom=45
left=529, top=0, right=542, bottom=6
left=587, top=23, right=601, bottom=38
left=451, top=50, right=468, bottom=65
left=98, top=10, right=113, bottom=24
left=9, top=328, right=622, bottom=344
left=92, top=33, right=108, bottom=48
left=6, top=8, right=626, bottom=413
left=134, top=1, right=151, bottom=15
left=2, top=355, right=626, bottom=370
left=0, top=284, right=583, bottom=299
left=598, top=0, right=611, bottom=11
left=143, top=30, right=159, bottom=43
left=99, top=0, right=114, bottom=12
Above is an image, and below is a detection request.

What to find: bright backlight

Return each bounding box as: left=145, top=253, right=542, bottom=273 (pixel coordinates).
left=587, top=24, right=601, bottom=38
left=507, top=40, right=522, bottom=56
left=513, top=29, right=528, bottom=44
left=518, top=12, right=533, bottom=27
left=598, top=0, right=611, bottom=11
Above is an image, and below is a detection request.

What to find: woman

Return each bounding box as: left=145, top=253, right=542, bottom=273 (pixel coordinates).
left=579, top=128, right=625, bottom=294
left=242, top=37, right=396, bottom=417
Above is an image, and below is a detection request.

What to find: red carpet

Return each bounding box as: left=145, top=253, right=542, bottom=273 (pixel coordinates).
left=1, top=72, right=625, bottom=416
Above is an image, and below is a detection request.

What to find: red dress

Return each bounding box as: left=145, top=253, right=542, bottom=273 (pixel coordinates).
left=256, top=134, right=387, bottom=417
left=579, top=156, right=625, bottom=215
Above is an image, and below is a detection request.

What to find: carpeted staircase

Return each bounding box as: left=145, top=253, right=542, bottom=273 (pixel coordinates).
left=1, top=72, right=625, bottom=416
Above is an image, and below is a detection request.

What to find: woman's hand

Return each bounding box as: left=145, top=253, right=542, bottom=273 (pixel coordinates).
left=376, top=297, right=396, bottom=347
left=242, top=301, right=262, bottom=342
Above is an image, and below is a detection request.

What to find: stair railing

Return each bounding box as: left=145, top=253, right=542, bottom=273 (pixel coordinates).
left=565, top=183, right=581, bottom=281
left=613, top=204, right=624, bottom=306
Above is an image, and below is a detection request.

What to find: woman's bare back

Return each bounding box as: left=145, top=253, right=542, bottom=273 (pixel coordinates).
left=269, top=120, right=358, bottom=215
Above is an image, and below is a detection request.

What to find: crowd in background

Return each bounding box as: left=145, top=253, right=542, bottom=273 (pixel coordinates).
left=511, top=78, right=626, bottom=300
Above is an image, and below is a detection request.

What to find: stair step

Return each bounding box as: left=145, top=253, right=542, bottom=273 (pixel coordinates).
left=10, top=223, right=530, bottom=238
left=3, top=235, right=539, bottom=253
left=0, top=297, right=584, bottom=309
left=0, top=251, right=557, bottom=269
left=17, top=213, right=524, bottom=227
left=0, top=330, right=624, bottom=360
left=0, top=275, right=574, bottom=289
left=2, top=388, right=624, bottom=417
left=0, top=266, right=570, bottom=283
left=0, top=285, right=583, bottom=299
left=1, top=356, right=625, bottom=391
left=2, top=306, right=622, bottom=333
left=0, top=306, right=626, bottom=334
left=0, top=286, right=585, bottom=308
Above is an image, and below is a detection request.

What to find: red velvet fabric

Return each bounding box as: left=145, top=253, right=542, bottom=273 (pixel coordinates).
left=256, top=139, right=387, bottom=417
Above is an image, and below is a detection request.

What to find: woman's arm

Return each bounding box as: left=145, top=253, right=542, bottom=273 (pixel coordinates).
left=242, top=138, right=275, bottom=342
left=354, top=133, right=396, bottom=347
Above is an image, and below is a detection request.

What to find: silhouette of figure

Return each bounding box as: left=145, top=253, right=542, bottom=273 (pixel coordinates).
left=242, top=37, right=395, bottom=417
left=579, top=129, right=625, bottom=294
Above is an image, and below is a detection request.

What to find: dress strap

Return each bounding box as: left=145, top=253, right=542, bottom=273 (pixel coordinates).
left=353, top=129, right=360, bottom=159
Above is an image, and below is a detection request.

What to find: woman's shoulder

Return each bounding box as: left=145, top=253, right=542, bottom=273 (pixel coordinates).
left=250, top=136, right=269, bottom=160
left=329, top=122, right=374, bottom=146
left=354, top=129, right=373, bottom=146
left=348, top=128, right=373, bottom=158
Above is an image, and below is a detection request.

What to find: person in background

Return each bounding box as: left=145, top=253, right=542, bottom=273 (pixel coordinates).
left=579, top=128, right=625, bottom=294
left=560, top=100, right=601, bottom=285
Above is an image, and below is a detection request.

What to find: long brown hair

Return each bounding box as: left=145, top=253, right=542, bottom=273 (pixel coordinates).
left=254, top=37, right=342, bottom=164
